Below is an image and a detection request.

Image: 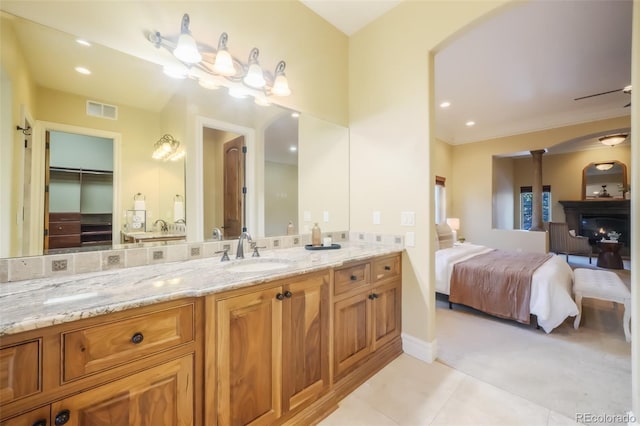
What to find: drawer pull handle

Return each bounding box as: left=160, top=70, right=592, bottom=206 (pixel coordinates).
left=32, top=420, right=47, bottom=426
left=384, top=265, right=391, bottom=271
left=55, top=409, right=70, bottom=425
left=276, top=293, right=285, bottom=300
left=350, top=275, right=358, bottom=281
left=131, top=332, right=144, bottom=344
left=368, top=293, right=379, bottom=300
left=284, top=291, right=292, bottom=298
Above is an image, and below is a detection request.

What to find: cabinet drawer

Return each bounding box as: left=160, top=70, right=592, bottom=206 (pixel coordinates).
left=0, top=340, right=41, bottom=405
left=334, top=262, right=370, bottom=295
left=371, top=255, right=401, bottom=283
left=49, top=221, right=81, bottom=236
left=62, top=304, right=194, bottom=382
left=49, top=212, right=81, bottom=222
left=48, top=235, right=81, bottom=249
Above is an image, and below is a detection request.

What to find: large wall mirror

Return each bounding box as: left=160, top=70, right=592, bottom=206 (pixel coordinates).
left=0, top=11, right=350, bottom=258
left=582, top=160, right=628, bottom=199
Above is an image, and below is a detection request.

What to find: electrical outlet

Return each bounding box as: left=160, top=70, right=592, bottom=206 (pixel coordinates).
left=405, top=232, right=415, bottom=247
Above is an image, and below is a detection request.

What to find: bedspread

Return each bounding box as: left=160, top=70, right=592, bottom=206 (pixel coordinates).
left=435, top=244, right=578, bottom=333
left=449, top=250, right=551, bottom=324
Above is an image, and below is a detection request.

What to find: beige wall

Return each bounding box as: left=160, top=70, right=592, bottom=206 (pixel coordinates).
left=434, top=138, right=453, bottom=216
left=349, top=0, right=511, bottom=354
left=265, top=162, right=298, bottom=236
left=450, top=116, right=630, bottom=246
left=1, top=18, right=37, bottom=257
left=511, top=145, right=631, bottom=225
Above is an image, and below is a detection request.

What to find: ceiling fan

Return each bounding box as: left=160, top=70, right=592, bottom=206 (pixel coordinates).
left=574, top=84, right=632, bottom=107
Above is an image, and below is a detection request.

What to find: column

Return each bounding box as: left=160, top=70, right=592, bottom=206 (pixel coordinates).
left=529, top=149, right=546, bottom=231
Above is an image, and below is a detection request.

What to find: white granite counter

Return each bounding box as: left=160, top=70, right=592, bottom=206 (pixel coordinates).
left=0, top=243, right=402, bottom=337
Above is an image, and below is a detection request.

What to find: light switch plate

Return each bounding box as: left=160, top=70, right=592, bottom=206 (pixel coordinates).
left=373, top=211, right=381, bottom=225
left=401, top=211, right=415, bottom=226
left=323, top=211, right=330, bottom=222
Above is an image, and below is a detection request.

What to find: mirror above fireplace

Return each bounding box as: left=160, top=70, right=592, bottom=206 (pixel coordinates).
left=582, top=160, right=628, bottom=200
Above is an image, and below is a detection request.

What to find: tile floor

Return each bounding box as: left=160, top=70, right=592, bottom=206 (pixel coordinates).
left=319, top=354, right=581, bottom=426
left=320, top=255, right=632, bottom=426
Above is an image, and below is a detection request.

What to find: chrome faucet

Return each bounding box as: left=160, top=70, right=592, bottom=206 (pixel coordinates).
left=212, top=227, right=223, bottom=241
left=236, top=231, right=252, bottom=259
left=154, top=219, right=168, bottom=232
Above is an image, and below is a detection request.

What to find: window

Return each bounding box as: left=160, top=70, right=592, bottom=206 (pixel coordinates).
left=520, top=185, right=551, bottom=229
left=435, top=176, right=446, bottom=224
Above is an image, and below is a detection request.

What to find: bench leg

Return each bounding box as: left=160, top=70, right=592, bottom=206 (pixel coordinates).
left=623, top=299, right=631, bottom=342
left=574, top=292, right=583, bottom=329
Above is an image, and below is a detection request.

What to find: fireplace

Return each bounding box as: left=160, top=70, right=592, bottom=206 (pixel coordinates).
left=559, top=200, right=630, bottom=257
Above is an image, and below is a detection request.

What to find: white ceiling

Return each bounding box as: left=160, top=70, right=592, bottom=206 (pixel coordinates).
left=301, top=0, right=633, bottom=150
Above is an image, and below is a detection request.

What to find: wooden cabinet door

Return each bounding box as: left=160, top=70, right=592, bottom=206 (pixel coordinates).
left=371, top=280, right=401, bottom=351
left=49, top=355, right=193, bottom=426
left=282, top=273, right=329, bottom=413
left=333, top=292, right=372, bottom=378
left=0, top=405, right=49, bottom=426
left=216, top=287, right=282, bottom=426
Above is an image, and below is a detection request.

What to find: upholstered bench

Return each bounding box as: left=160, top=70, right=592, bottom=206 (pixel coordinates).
left=573, top=268, right=631, bottom=342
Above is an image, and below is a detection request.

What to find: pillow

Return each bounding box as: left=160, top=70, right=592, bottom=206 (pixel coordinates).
left=569, top=229, right=576, bottom=237
left=435, top=223, right=455, bottom=249
left=434, top=224, right=440, bottom=250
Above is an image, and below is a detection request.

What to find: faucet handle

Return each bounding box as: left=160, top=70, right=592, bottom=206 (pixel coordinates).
left=252, top=246, right=267, bottom=257
left=215, top=248, right=230, bottom=262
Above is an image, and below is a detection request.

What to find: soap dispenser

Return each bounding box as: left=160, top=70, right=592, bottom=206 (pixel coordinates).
left=311, top=223, right=322, bottom=246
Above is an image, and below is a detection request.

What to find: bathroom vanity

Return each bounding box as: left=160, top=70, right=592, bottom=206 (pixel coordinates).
left=0, top=244, right=402, bottom=425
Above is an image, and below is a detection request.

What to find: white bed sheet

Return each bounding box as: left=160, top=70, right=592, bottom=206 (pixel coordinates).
left=435, top=244, right=578, bottom=333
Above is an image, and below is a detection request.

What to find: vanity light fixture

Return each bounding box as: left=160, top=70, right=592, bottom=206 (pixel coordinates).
left=598, top=133, right=627, bottom=147
left=152, top=134, right=184, bottom=161
left=149, top=13, right=291, bottom=100
left=595, top=163, right=614, bottom=171
left=291, top=112, right=300, bottom=118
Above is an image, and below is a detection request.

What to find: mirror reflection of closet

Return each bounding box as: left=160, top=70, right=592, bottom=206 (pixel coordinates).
left=46, top=131, right=114, bottom=253
left=582, top=160, right=628, bottom=199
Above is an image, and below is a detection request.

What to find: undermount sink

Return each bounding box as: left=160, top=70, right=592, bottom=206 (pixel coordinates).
left=224, top=258, right=292, bottom=274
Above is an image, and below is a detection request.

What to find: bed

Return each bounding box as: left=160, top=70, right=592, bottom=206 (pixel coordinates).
left=435, top=240, right=579, bottom=333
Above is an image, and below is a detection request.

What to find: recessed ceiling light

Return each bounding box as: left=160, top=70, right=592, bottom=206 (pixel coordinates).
left=74, top=66, right=91, bottom=75
left=76, top=39, right=91, bottom=47
left=289, top=146, right=297, bottom=152
left=291, top=112, right=300, bottom=118
left=440, top=101, right=451, bottom=108
left=465, top=120, right=476, bottom=127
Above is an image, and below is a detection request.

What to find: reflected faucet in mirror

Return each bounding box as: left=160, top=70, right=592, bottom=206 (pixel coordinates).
left=154, top=219, right=169, bottom=232
left=212, top=228, right=224, bottom=240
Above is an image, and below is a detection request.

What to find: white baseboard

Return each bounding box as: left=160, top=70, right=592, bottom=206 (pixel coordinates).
left=401, top=333, right=437, bottom=363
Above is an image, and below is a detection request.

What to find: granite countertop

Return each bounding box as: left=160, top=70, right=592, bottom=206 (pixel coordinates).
left=0, top=243, right=402, bottom=337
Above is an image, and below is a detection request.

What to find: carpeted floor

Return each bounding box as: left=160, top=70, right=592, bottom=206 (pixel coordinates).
left=436, top=255, right=631, bottom=424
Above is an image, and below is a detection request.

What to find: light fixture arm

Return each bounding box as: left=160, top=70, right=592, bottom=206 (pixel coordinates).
left=180, top=13, right=191, bottom=34
left=217, top=32, right=229, bottom=50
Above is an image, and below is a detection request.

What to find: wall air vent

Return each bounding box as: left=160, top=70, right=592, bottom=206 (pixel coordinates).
left=86, top=101, right=118, bottom=120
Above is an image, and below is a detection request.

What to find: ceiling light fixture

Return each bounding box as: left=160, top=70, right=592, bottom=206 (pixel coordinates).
left=598, top=133, right=627, bottom=147
left=76, top=39, right=91, bottom=47
left=440, top=101, right=451, bottom=108
left=465, top=120, right=475, bottom=127
left=595, top=163, right=614, bottom=171
left=75, top=66, right=91, bottom=75
left=152, top=134, right=184, bottom=161
left=149, top=13, right=291, bottom=100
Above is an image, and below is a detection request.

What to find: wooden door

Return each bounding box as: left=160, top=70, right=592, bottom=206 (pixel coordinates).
left=371, top=280, right=401, bottom=351
left=0, top=406, right=50, bottom=426
left=282, top=272, right=330, bottom=413
left=43, top=131, right=51, bottom=251
left=333, top=292, right=372, bottom=379
left=223, top=136, right=244, bottom=239
left=49, top=355, right=193, bottom=426
left=216, top=287, right=282, bottom=426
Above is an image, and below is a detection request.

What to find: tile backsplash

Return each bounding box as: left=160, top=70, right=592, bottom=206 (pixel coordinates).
left=0, top=230, right=403, bottom=283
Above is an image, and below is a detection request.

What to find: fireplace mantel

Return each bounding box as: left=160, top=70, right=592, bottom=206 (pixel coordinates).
left=559, top=199, right=631, bottom=256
